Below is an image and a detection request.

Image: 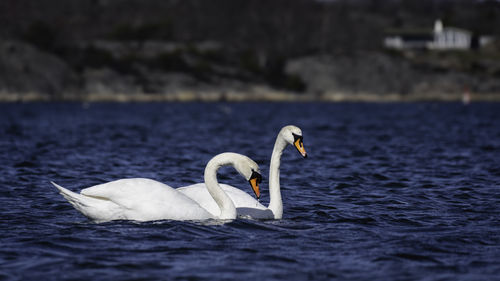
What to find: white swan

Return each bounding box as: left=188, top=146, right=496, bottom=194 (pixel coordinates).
left=178, top=125, right=307, bottom=219
left=52, top=152, right=262, bottom=222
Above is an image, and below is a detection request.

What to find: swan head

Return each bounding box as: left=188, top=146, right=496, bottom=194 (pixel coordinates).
left=280, top=125, right=307, bottom=158
left=211, top=152, right=262, bottom=199
left=232, top=154, right=262, bottom=199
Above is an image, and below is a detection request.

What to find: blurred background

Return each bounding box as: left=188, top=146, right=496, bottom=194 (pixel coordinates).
left=2, top=2, right=500, bottom=280
left=1, top=0, right=500, bottom=102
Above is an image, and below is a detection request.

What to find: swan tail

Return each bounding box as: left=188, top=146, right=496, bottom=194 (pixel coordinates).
left=51, top=181, right=115, bottom=220
left=51, top=181, right=88, bottom=207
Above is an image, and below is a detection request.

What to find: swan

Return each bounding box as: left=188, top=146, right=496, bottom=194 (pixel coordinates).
left=51, top=152, right=262, bottom=222
left=177, top=125, right=307, bottom=219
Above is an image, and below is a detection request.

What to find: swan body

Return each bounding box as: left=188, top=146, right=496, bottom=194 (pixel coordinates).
left=53, top=178, right=212, bottom=221
left=178, top=125, right=307, bottom=219
left=52, top=152, right=261, bottom=222
left=177, top=183, right=269, bottom=218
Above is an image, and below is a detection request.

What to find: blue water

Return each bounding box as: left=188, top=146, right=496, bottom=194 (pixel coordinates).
left=1, top=102, right=500, bottom=280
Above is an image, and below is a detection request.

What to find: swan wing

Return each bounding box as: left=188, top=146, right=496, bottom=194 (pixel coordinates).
left=80, top=178, right=173, bottom=207
left=62, top=178, right=213, bottom=221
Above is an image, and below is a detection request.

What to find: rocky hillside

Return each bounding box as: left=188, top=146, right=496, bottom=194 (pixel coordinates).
left=1, top=0, right=500, bottom=101
left=1, top=39, right=500, bottom=102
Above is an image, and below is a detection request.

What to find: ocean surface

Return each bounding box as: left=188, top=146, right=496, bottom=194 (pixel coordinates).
left=1, top=102, right=499, bottom=280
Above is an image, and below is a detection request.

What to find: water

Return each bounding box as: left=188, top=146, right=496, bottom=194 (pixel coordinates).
left=1, top=102, right=500, bottom=280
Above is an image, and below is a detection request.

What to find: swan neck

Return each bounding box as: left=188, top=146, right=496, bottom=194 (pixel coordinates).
left=204, top=157, right=237, bottom=219
left=268, top=135, right=287, bottom=219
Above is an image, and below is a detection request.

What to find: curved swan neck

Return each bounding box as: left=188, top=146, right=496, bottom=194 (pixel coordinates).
left=204, top=155, right=237, bottom=220
left=268, top=134, right=287, bottom=219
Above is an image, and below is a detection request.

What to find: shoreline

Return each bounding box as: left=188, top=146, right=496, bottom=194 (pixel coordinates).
left=1, top=91, right=500, bottom=103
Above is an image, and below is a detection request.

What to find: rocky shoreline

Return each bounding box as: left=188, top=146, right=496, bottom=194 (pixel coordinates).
left=1, top=40, right=499, bottom=103
left=3, top=90, right=500, bottom=103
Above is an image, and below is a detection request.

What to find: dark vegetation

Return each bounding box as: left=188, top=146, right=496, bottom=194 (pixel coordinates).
left=0, top=0, right=499, bottom=99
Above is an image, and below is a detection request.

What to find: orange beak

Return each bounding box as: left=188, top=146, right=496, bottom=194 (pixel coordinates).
left=249, top=177, right=260, bottom=199
left=294, top=138, right=307, bottom=158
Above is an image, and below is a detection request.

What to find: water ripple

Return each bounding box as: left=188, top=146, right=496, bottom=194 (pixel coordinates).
left=1, top=102, right=500, bottom=280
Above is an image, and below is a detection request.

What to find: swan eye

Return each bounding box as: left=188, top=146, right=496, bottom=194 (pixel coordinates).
left=292, top=133, right=303, bottom=143
left=250, top=170, right=262, bottom=184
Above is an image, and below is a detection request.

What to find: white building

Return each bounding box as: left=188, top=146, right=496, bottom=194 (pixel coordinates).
left=384, top=20, right=475, bottom=50
left=428, top=20, right=471, bottom=50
